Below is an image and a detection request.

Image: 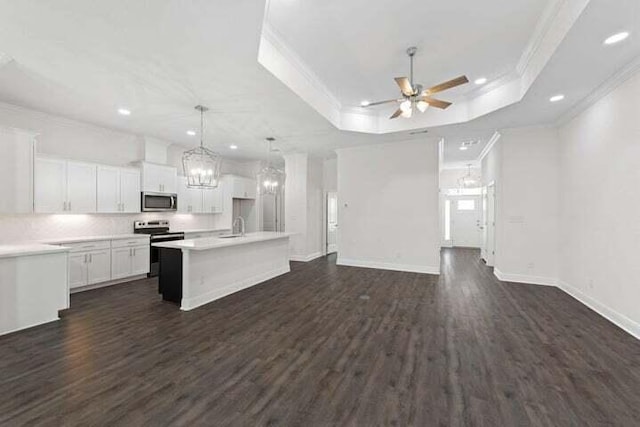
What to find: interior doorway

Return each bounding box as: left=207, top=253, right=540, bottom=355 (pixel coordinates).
left=450, top=195, right=482, bottom=247
left=261, top=192, right=284, bottom=232
left=326, top=191, right=338, bottom=254
left=482, top=183, right=496, bottom=266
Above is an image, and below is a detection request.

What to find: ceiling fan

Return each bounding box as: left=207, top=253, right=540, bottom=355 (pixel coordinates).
left=362, top=47, right=469, bottom=119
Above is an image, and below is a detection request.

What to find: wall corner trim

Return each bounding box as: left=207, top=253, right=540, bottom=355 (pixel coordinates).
left=336, top=258, right=440, bottom=275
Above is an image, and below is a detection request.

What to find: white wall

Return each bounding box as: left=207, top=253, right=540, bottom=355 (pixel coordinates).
left=323, top=158, right=337, bottom=191
left=558, top=70, right=640, bottom=336
left=495, top=128, right=560, bottom=284
left=336, top=139, right=440, bottom=274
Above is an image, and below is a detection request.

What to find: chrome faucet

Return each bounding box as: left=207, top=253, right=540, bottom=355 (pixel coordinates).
left=233, top=216, right=245, bottom=236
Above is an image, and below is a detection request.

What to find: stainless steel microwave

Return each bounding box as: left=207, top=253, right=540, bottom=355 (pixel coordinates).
left=141, top=192, right=177, bottom=212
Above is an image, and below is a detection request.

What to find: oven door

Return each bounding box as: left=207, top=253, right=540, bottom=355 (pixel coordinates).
left=142, top=192, right=178, bottom=212
left=149, top=233, right=184, bottom=278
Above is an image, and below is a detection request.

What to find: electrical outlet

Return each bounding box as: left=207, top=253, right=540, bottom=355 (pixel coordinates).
left=527, top=262, right=535, bottom=269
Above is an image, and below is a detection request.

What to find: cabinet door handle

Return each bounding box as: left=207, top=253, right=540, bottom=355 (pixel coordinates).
left=133, top=248, right=136, bottom=256
left=84, top=254, right=87, bottom=263
left=89, top=254, right=92, bottom=263
left=68, top=201, right=71, bottom=211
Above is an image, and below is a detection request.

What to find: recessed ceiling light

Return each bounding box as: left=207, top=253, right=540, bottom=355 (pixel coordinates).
left=117, top=108, right=131, bottom=116
left=549, top=94, right=565, bottom=102
left=229, top=145, right=238, bottom=150
left=474, top=77, right=487, bottom=85
left=459, top=146, right=469, bottom=151
left=360, top=100, right=371, bottom=107
left=604, top=31, right=629, bottom=45
left=186, top=130, right=196, bottom=136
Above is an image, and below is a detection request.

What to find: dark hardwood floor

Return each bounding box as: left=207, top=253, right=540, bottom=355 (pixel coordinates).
left=1, top=248, right=639, bottom=426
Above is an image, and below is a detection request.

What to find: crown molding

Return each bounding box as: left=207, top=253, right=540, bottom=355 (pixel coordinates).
left=556, top=55, right=640, bottom=127
left=477, top=131, right=501, bottom=162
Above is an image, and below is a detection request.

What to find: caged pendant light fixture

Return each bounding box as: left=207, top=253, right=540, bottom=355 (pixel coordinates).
left=182, top=105, right=222, bottom=189
left=457, top=163, right=481, bottom=189
left=257, top=137, right=286, bottom=195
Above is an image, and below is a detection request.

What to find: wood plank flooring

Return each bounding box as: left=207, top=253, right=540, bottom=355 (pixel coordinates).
left=1, top=248, right=639, bottom=426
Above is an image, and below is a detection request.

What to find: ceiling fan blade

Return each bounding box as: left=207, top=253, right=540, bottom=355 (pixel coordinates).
left=424, top=76, right=469, bottom=95
left=417, top=96, right=452, bottom=109
left=364, top=98, right=402, bottom=107
left=390, top=108, right=403, bottom=119
left=394, top=77, right=414, bottom=96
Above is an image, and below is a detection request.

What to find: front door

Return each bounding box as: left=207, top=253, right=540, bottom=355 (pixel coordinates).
left=451, top=196, right=482, bottom=247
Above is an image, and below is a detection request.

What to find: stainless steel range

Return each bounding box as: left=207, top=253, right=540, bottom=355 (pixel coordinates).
left=133, top=220, right=184, bottom=277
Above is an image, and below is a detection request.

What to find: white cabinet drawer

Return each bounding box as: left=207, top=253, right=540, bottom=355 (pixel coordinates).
left=111, top=238, right=149, bottom=248
left=65, top=240, right=111, bottom=253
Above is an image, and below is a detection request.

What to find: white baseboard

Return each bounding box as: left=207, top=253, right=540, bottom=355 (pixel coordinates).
left=558, top=280, right=640, bottom=341
left=337, top=257, right=440, bottom=275
left=0, top=315, right=59, bottom=337
left=494, top=268, right=557, bottom=286
left=290, top=252, right=323, bottom=262
left=70, top=274, right=148, bottom=294
left=181, top=266, right=290, bottom=311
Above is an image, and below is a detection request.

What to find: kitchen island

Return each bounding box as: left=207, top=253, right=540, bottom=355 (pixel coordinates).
left=152, top=232, right=291, bottom=311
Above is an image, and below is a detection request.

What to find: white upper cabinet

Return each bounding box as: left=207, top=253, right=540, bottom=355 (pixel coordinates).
left=35, top=157, right=67, bottom=213
left=227, top=175, right=256, bottom=199
left=66, top=161, right=97, bottom=213
left=0, top=127, right=35, bottom=213
left=97, top=166, right=120, bottom=213
left=177, top=176, right=203, bottom=214
left=140, top=162, right=177, bottom=194
left=97, top=166, right=140, bottom=213
left=203, top=184, right=224, bottom=213
left=35, top=157, right=97, bottom=213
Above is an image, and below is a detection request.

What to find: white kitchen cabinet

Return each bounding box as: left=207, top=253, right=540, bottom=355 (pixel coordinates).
left=34, top=157, right=67, bottom=212
left=68, top=249, right=111, bottom=289
left=140, top=162, right=177, bottom=194
left=97, top=166, right=140, bottom=213
left=111, top=241, right=149, bottom=280
left=226, top=175, right=256, bottom=199
left=66, top=161, right=97, bottom=213
left=35, top=157, right=97, bottom=213
left=177, top=176, right=204, bottom=213
left=68, top=253, right=88, bottom=289
left=0, top=127, right=35, bottom=213
left=203, top=185, right=224, bottom=213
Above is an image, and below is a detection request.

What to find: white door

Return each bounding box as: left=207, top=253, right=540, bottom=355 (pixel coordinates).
left=87, top=250, right=111, bottom=285
left=97, top=166, right=120, bottom=213
left=34, top=157, right=67, bottom=213
left=111, top=247, right=132, bottom=280
left=131, top=246, right=150, bottom=276
left=120, top=169, right=141, bottom=213
left=326, top=192, right=338, bottom=254
left=66, top=161, right=97, bottom=213
left=68, top=253, right=88, bottom=288
left=486, top=184, right=496, bottom=266
left=451, top=196, right=482, bottom=248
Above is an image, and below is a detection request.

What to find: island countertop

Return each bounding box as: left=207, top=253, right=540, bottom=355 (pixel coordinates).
left=151, top=232, right=293, bottom=251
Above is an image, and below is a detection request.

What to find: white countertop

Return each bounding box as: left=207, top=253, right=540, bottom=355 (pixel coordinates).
left=0, top=244, right=71, bottom=259
left=175, top=228, right=231, bottom=234
left=152, top=232, right=292, bottom=251
left=41, top=234, right=149, bottom=245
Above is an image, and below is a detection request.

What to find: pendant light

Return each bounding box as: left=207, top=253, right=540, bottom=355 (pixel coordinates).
left=182, top=105, right=222, bottom=189
left=458, top=164, right=480, bottom=189
left=257, top=137, right=286, bottom=195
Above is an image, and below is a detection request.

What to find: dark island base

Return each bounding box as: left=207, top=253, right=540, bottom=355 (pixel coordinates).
left=158, top=248, right=183, bottom=304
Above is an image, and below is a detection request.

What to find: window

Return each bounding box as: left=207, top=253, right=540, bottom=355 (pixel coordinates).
left=457, top=200, right=475, bottom=211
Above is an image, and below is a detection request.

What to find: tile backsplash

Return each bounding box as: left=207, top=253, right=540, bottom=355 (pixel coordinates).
left=0, top=213, right=228, bottom=244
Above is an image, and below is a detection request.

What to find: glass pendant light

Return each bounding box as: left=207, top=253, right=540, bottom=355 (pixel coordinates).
left=458, top=164, right=480, bottom=188
left=257, top=137, right=286, bottom=195
left=182, top=105, right=222, bottom=189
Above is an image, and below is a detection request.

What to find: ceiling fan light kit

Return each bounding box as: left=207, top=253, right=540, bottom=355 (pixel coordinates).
left=361, top=46, right=469, bottom=119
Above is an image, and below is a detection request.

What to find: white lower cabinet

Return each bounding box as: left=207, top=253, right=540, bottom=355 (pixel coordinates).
left=111, top=244, right=149, bottom=280
left=57, top=237, right=150, bottom=291
left=68, top=249, right=112, bottom=289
